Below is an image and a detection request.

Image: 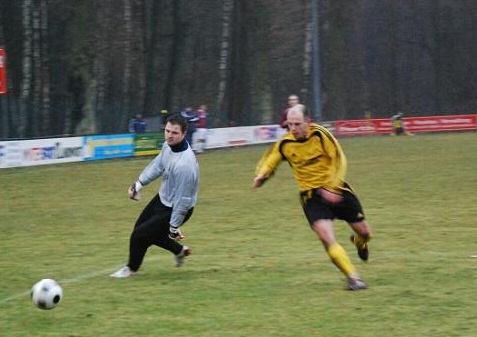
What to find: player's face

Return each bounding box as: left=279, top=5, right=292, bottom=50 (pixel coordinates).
left=288, top=113, right=308, bottom=140
left=164, top=122, right=186, bottom=146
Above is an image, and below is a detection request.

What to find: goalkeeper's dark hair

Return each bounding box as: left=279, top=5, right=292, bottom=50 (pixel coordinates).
left=166, top=114, right=188, bottom=133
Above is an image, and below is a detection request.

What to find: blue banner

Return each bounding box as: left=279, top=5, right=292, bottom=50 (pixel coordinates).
left=83, top=134, right=135, bottom=160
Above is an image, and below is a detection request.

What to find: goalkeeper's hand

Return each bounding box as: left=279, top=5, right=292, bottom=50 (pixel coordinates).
left=128, top=181, right=143, bottom=201
left=169, top=226, right=185, bottom=241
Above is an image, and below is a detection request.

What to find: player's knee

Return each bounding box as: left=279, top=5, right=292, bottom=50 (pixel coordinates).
left=130, top=229, right=148, bottom=242
left=352, top=221, right=371, bottom=238
left=311, top=220, right=335, bottom=245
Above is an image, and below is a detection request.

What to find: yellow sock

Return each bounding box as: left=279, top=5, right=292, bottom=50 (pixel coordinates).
left=327, top=243, right=356, bottom=277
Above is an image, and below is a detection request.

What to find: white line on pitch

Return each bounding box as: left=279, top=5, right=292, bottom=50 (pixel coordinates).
left=0, top=256, right=160, bottom=305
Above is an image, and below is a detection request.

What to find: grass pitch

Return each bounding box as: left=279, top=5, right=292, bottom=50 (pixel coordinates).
left=1, top=132, right=477, bottom=337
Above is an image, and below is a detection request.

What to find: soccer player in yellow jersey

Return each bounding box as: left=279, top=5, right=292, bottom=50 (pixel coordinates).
left=253, top=105, right=372, bottom=290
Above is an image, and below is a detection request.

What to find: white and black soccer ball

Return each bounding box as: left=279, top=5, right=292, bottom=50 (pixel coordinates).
left=31, top=279, right=63, bottom=310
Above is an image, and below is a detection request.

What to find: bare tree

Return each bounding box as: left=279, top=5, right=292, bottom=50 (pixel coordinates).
left=40, top=0, right=50, bottom=135
left=216, top=0, right=234, bottom=121
left=120, top=0, right=133, bottom=130
left=31, top=0, right=41, bottom=136
left=19, top=0, right=33, bottom=137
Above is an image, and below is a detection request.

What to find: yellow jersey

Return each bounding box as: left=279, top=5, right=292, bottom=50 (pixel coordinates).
left=256, top=124, right=348, bottom=193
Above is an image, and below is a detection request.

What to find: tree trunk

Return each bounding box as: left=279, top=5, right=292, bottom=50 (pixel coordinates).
left=40, top=0, right=50, bottom=135
left=216, top=0, right=234, bottom=124
left=163, top=0, right=181, bottom=112
left=120, top=0, right=133, bottom=131
left=19, top=0, right=33, bottom=138
left=31, top=1, right=41, bottom=136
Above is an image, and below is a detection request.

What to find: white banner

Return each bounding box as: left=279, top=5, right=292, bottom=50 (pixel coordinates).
left=205, top=124, right=287, bottom=149
left=0, top=137, right=84, bottom=168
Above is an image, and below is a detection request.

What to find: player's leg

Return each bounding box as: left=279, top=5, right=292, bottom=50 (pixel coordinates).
left=338, top=190, right=372, bottom=261
left=195, top=128, right=206, bottom=153
left=127, top=215, right=165, bottom=272
left=349, top=220, right=372, bottom=261
left=133, top=194, right=161, bottom=229
left=302, top=191, right=365, bottom=289
left=311, top=219, right=359, bottom=280
left=111, top=195, right=162, bottom=278
left=152, top=208, right=194, bottom=267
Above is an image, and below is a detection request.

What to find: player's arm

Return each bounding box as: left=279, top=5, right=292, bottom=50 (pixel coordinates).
left=169, top=166, right=198, bottom=240
left=253, top=142, right=283, bottom=188
left=128, top=149, right=165, bottom=200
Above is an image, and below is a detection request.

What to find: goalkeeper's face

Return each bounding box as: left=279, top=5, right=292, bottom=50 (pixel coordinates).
left=165, top=122, right=186, bottom=146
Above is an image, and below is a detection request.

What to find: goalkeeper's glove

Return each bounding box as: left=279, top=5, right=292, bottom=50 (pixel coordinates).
left=169, top=226, right=184, bottom=240
left=128, top=181, right=143, bottom=200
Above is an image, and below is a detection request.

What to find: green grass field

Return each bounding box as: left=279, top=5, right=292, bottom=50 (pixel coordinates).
left=1, top=132, right=477, bottom=337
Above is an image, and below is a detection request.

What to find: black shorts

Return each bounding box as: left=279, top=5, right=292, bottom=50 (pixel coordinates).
left=300, top=189, right=365, bottom=225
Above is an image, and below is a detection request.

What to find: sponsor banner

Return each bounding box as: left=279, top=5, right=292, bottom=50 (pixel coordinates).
left=0, top=141, right=22, bottom=168
left=0, top=48, right=6, bottom=94
left=335, top=115, right=477, bottom=136
left=83, top=134, right=134, bottom=160
left=335, top=119, right=382, bottom=136
left=134, top=133, right=164, bottom=156
left=404, top=115, right=477, bottom=133
left=0, top=137, right=84, bottom=168
left=205, top=125, right=286, bottom=149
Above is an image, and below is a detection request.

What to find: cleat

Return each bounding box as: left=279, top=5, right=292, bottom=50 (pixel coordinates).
left=175, top=246, right=191, bottom=267
left=110, top=266, right=136, bottom=278
left=347, top=278, right=368, bottom=291
left=350, top=235, right=369, bottom=261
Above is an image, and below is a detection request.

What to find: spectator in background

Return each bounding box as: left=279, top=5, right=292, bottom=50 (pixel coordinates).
left=193, top=105, right=208, bottom=153
left=391, top=112, right=411, bottom=135
left=181, top=107, right=198, bottom=146
left=160, top=109, right=169, bottom=126
left=129, top=114, right=147, bottom=133
left=279, top=94, right=300, bottom=129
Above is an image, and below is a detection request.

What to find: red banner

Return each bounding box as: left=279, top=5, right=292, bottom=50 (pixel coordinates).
left=335, top=115, right=477, bottom=136
left=0, top=48, right=6, bottom=94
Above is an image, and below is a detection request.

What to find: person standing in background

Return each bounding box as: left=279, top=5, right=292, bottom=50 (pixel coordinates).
left=279, top=95, right=300, bottom=129
left=193, top=105, right=208, bottom=153
left=391, top=112, right=412, bottom=135
left=181, top=107, right=198, bottom=146
left=129, top=114, right=147, bottom=133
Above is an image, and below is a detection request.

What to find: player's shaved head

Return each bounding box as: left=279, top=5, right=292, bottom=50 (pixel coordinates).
left=287, top=104, right=306, bottom=120
left=287, top=104, right=309, bottom=139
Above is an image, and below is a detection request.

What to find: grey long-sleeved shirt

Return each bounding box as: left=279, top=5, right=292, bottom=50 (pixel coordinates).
left=138, top=141, right=199, bottom=227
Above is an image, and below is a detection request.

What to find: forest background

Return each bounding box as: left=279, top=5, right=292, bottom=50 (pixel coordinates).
left=1, top=0, right=476, bottom=138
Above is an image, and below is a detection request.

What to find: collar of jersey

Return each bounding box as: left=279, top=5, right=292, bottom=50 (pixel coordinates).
left=170, top=139, right=189, bottom=152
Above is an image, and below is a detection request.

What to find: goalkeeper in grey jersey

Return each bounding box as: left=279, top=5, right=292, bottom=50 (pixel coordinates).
left=111, top=114, right=199, bottom=278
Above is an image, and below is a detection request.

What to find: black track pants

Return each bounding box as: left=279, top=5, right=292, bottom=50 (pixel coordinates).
left=127, top=194, right=193, bottom=271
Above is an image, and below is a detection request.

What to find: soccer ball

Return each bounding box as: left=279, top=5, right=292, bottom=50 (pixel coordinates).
left=31, top=279, right=63, bottom=310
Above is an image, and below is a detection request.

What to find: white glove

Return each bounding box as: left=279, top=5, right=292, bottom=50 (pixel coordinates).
left=128, top=181, right=143, bottom=200
left=169, top=226, right=185, bottom=240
